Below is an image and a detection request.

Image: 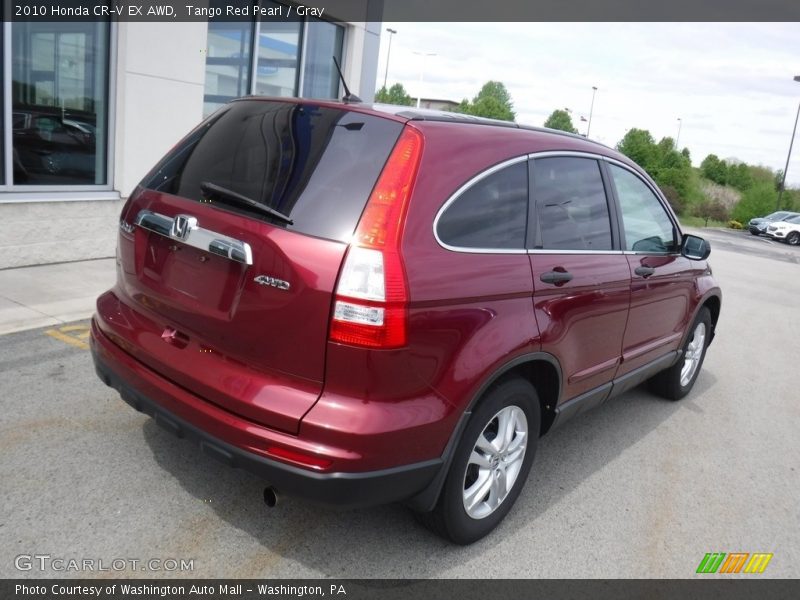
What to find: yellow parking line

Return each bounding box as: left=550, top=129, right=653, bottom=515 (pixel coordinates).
left=46, top=328, right=90, bottom=351
left=59, top=324, right=90, bottom=333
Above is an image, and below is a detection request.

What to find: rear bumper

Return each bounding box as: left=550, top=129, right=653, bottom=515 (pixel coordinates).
left=90, top=321, right=442, bottom=509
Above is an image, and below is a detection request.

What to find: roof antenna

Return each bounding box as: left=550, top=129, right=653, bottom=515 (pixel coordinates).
left=332, top=56, right=362, bottom=103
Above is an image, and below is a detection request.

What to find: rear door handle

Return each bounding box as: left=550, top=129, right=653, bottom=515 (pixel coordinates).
left=135, top=209, right=253, bottom=265
left=540, top=270, right=573, bottom=285
left=635, top=266, right=656, bottom=278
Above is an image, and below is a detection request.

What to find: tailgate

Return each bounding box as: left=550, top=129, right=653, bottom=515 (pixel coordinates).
left=103, top=99, right=404, bottom=433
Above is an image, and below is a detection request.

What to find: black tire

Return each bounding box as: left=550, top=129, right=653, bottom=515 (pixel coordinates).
left=415, top=378, right=540, bottom=544
left=648, top=307, right=711, bottom=401
left=749, top=229, right=759, bottom=236
left=787, top=231, right=800, bottom=246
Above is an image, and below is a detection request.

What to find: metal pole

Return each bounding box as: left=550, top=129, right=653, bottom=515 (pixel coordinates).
left=676, top=118, right=682, bottom=149
left=383, top=28, right=396, bottom=90
left=586, top=86, right=597, bottom=138
left=777, top=100, right=800, bottom=210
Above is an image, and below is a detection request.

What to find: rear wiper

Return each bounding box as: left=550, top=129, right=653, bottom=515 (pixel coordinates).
left=200, top=181, right=293, bottom=225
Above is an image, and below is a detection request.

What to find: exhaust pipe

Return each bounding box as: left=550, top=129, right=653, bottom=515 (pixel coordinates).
left=263, top=486, right=280, bottom=508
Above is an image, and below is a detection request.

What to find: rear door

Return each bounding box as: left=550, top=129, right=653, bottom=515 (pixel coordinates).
left=528, top=155, right=631, bottom=405
left=605, top=162, right=697, bottom=376
left=112, top=100, right=404, bottom=432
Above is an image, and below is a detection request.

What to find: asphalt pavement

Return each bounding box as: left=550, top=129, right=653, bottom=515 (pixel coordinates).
left=0, top=231, right=798, bottom=578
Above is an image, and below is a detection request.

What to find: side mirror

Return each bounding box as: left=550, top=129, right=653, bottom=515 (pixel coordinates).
left=682, top=234, right=710, bottom=260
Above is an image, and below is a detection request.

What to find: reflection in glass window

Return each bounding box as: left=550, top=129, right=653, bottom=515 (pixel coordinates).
left=142, top=101, right=403, bottom=243
left=437, top=161, right=529, bottom=249
left=11, top=21, right=109, bottom=185
left=534, top=157, right=612, bottom=251
left=609, top=164, right=677, bottom=253
left=302, top=19, right=344, bottom=99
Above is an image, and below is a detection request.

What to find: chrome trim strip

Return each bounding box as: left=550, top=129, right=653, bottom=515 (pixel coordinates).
left=525, top=150, right=609, bottom=161
left=432, top=155, right=530, bottom=255
left=134, top=209, right=253, bottom=266
left=528, top=249, right=624, bottom=255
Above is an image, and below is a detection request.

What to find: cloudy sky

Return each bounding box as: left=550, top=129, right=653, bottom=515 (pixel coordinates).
left=375, top=22, right=800, bottom=186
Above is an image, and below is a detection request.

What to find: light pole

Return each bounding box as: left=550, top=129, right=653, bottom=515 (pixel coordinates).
left=776, top=75, right=800, bottom=210
left=382, top=28, right=397, bottom=90
left=676, top=118, right=682, bottom=149
left=586, top=86, right=598, bottom=138
left=413, top=51, right=436, bottom=108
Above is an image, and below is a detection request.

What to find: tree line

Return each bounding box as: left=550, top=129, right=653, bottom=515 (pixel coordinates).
left=375, top=81, right=798, bottom=224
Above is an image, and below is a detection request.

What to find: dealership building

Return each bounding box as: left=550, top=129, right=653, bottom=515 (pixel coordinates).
left=0, top=1, right=381, bottom=269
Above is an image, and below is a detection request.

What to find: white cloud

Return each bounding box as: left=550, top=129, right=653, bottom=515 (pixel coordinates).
left=375, top=22, right=800, bottom=185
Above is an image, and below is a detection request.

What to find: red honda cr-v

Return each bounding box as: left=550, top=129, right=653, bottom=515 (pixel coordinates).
left=91, top=98, right=721, bottom=544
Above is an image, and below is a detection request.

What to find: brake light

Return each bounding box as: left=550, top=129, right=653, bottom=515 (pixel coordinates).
left=329, top=126, right=424, bottom=348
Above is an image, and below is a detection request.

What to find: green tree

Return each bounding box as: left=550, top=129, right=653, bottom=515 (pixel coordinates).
left=543, top=109, right=578, bottom=133
left=700, top=154, right=728, bottom=185
left=726, top=162, right=753, bottom=191
left=651, top=137, right=692, bottom=198
left=374, top=83, right=414, bottom=106
left=731, top=182, right=779, bottom=223
left=616, top=130, right=693, bottom=201
left=616, top=128, right=657, bottom=172
left=455, top=81, right=516, bottom=121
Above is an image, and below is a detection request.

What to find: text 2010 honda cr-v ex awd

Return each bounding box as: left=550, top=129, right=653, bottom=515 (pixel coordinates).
left=91, top=98, right=721, bottom=544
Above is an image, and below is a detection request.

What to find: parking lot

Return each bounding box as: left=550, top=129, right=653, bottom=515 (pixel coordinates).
left=1, top=229, right=798, bottom=579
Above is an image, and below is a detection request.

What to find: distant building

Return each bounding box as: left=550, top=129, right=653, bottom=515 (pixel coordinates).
left=418, top=98, right=459, bottom=112
left=0, top=2, right=382, bottom=269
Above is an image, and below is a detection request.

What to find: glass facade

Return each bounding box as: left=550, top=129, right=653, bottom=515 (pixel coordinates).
left=203, top=1, right=345, bottom=116
left=204, top=18, right=254, bottom=115
left=255, top=5, right=302, bottom=98
left=10, top=21, right=110, bottom=186
left=302, top=18, right=344, bottom=99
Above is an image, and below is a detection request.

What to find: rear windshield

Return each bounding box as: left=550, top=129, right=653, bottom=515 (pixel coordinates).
left=141, top=100, right=404, bottom=242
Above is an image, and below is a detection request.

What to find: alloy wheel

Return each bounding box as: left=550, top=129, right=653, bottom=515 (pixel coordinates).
left=462, top=405, right=528, bottom=520
left=680, top=322, right=707, bottom=387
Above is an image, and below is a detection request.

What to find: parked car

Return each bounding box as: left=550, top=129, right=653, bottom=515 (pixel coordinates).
left=748, top=211, right=799, bottom=235
left=91, top=98, right=721, bottom=544
left=765, top=214, right=800, bottom=245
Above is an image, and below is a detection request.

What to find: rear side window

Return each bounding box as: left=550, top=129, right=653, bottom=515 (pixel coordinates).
left=533, top=157, right=613, bottom=251
left=141, top=100, right=403, bottom=242
left=436, top=161, right=529, bottom=250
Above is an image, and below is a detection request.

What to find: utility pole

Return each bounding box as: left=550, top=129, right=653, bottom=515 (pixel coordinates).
left=382, top=28, right=397, bottom=90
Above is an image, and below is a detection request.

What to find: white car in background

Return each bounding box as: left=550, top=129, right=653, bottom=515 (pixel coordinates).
left=766, top=214, right=800, bottom=245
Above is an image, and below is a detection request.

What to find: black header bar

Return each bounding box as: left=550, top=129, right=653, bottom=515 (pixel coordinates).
left=2, top=0, right=800, bottom=22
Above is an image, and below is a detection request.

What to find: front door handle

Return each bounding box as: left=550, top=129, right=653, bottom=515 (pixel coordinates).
left=540, top=270, right=573, bottom=285
left=635, top=266, right=656, bottom=278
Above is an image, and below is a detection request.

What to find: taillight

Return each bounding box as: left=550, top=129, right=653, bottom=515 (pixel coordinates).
left=329, top=126, right=424, bottom=348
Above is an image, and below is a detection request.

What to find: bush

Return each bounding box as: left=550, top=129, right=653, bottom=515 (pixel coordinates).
left=731, top=182, right=778, bottom=224
left=692, top=200, right=729, bottom=225
left=660, top=185, right=685, bottom=215
left=728, top=220, right=744, bottom=229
